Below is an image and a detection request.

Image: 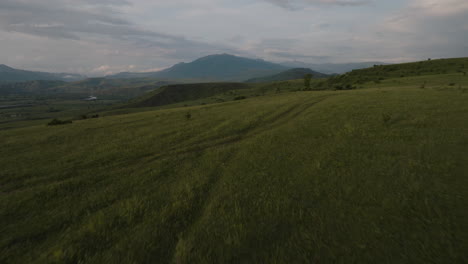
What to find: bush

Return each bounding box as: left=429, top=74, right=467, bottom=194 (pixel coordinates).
left=234, top=96, right=247, bottom=100
left=47, top=119, right=72, bottom=126
left=381, top=113, right=391, bottom=125
left=47, top=107, right=60, bottom=113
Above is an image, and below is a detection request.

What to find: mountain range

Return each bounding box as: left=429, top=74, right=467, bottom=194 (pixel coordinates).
left=0, top=64, right=86, bottom=83
left=1, top=54, right=388, bottom=84
left=108, top=54, right=289, bottom=81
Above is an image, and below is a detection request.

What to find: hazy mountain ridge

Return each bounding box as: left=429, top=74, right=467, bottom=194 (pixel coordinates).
left=0, top=64, right=86, bottom=83
left=108, top=54, right=289, bottom=81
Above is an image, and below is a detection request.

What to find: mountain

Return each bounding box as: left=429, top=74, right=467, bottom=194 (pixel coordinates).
left=0, top=64, right=86, bottom=83
left=280, top=61, right=389, bottom=74
left=246, top=68, right=328, bottom=83
left=108, top=54, right=289, bottom=81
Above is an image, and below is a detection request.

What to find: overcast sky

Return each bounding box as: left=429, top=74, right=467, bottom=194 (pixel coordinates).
left=0, top=0, right=467, bottom=75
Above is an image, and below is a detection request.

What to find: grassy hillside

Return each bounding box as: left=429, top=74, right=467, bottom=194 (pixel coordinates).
left=126, top=83, right=251, bottom=108
left=1, top=72, right=467, bottom=263
left=246, top=68, right=328, bottom=83
left=323, top=57, right=468, bottom=89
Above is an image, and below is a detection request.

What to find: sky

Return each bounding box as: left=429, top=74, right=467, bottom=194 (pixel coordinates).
left=0, top=0, right=467, bottom=75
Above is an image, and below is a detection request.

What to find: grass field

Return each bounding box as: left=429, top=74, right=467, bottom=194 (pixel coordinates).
left=1, top=71, right=467, bottom=263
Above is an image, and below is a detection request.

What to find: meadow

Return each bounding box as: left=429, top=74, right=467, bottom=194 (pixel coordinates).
left=1, top=67, right=467, bottom=263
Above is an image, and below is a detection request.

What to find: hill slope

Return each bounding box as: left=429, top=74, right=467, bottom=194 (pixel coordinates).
left=1, top=73, right=467, bottom=263
left=128, top=82, right=250, bottom=108
left=0, top=64, right=86, bottom=83
left=281, top=61, right=389, bottom=74
left=246, top=68, right=328, bottom=83
left=109, top=54, right=289, bottom=81
left=325, top=57, right=468, bottom=88
left=0, top=80, right=67, bottom=95
left=0, top=77, right=173, bottom=98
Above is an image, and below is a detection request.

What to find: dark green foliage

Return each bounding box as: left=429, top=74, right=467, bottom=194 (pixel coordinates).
left=246, top=68, right=327, bottom=83
left=128, top=83, right=250, bottom=108
left=185, top=112, right=191, bottom=120
left=234, top=96, right=247, bottom=100
left=304, top=73, right=313, bottom=90
left=47, top=118, right=72, bottom=126
left=381, top=113, right=392, bottom=125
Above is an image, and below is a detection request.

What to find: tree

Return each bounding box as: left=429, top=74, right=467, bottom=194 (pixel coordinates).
left=304, top=74, right=313, bottom=90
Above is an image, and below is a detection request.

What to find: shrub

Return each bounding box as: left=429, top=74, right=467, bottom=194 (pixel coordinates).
left=304, top=74, right=313, bottom=90
left=47, top=119, right=72, bottom=126
left=381, top=113, right=391, bottom=125
left=48, top=107, right=60, bottom=113
left=185, top=112, right=191, bottom=120
left=234, top=96, right=247, bottom=100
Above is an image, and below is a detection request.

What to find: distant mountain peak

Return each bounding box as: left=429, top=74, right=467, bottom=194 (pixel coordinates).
left=107, top=54, right=289, bottom=81
left=0, top=64, right=15, bottom=71
left=0, top=64, right=86, bottom=83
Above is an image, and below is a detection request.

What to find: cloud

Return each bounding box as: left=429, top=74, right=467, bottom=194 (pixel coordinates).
left=264, top=0, right=371, bottom=9
left=266, top=50, right=330, bottom=61
left=0, top=0, right=235, bottom=64
left=0, top=0, right=466, bottom=74
left=380, top=0, right=468, bottom=59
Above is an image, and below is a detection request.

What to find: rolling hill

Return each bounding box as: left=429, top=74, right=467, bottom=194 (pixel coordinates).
left=127, top=83, right=250, bottom=108
left=323, top=57, right=468, bottom=89
left=0, top=80, right=67, bottom=95
left=281, top=61, right=389, bottom=74
left=0, top=77, right=173, bottom=99
left=246, top=68, right=328, bottom=83
left=1, top=58, right=467, bottom=263
left=0, top=64, right=86, bottom=83
left=108, top=54, right=289, bottom=81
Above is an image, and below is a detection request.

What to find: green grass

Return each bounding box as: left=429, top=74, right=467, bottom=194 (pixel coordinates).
left=324, top=57, right=468, bottom=89
left=1, top=74, right=467, bottom=263
left=0, top=96, right=119, bottom=130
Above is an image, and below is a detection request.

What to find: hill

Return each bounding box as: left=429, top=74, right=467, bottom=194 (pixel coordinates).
left=0, top=80, right=67, bottom=95
left=127, top=82, right=250, bottom=108
left=246, top=68, right=328, bottom=83
left=1, top=58, right=468, bottom=263
left=108, top=54, right=289, bottom=81
left=1, top=76, right=467, bottom=263
left=323, top=57, right=468, bottom=89
left=0, top=77, right=173, bottom=99
left=0, top=64, right=86, bottom=83
left=281, top=61, right=389, bottom=74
